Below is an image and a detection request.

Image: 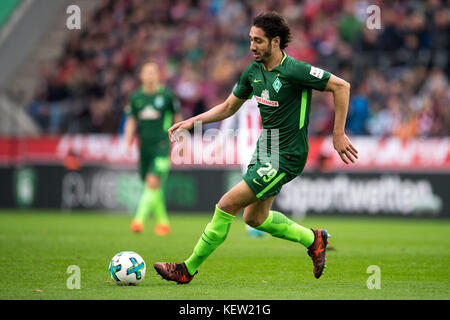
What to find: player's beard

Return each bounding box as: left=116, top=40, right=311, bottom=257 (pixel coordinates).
left=254, top=44, right=272, bottom=63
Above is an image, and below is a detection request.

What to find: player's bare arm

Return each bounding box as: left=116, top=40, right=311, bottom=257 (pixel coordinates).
left=324, top=74, right=358, bottom=164
left=168, top=93, right=245, bottom=142
left=124, top=116, right=137, bottom=153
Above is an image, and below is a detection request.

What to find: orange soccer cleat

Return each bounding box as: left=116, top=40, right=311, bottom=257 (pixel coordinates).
left=154, top=224, right=171, bottom=236
left=130, top=219, right=144, bottom=233
left=307, top=229, right=331, bottom=279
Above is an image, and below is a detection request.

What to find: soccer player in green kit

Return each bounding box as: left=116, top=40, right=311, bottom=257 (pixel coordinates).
left=125, top=61, right=182, bottom=236
left=154, top=12, right=358, bottom=282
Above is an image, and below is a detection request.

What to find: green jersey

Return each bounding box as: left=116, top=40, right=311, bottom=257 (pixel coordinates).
left=126, top=86, right=181, bottom=146
left=233, top=52, right=331, bottom=174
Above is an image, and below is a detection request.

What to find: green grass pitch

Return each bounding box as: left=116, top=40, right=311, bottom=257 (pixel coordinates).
left=0, top=210, right=449, bottom=300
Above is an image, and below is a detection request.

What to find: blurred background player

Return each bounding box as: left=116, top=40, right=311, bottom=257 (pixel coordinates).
left=125, top=61, right=182, bottom=235
left=220, top=95, right=266, bottom=237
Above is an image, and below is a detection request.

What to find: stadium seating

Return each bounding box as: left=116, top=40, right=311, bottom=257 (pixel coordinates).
left=26, top=0, right=449, bottom=137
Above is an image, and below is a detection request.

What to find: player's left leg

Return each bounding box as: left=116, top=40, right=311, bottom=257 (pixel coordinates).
left=149, top=155, right=171, bottom=235
left=131, top=174, right=159, bottom=233
left=244, top=195, right=330, bottom=279
left=244, top=199, right=314, bottom=248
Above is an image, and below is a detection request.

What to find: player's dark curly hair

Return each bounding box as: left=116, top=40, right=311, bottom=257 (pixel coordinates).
left=253, top=12, right=292, bottom=50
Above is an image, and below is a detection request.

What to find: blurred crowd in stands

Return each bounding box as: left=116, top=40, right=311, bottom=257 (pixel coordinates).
left=27, top=0, right=449, bottom=138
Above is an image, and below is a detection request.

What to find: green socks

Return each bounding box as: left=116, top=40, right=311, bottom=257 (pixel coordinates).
left=184, top=206, right=234, bottom=276
left=255, top=210, right=314, bottom=248
left=152, top=188, right=169, bottom=225
left=183, top=208, right=313, bottom=276
left=134, top=187, right=169, bottom=225
left=134, top=187, right=154, bottom=222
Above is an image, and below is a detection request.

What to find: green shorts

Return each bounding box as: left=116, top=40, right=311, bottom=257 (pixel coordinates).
left=139, top=141, right=170, bottom=181
left=242, top=161, right=295, bottom=200
left=242, top=154, right=308, bottom=200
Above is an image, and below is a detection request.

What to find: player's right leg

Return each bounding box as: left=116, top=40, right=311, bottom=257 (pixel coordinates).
left=242, top=161, right=330, bottom=279
left=240, top=156, right=265, bottom=238
left=130, top=154, right=152, bottom=233
left=154, top=180, right=257, bottom=284
left=131, top=174, right=158, bottom=233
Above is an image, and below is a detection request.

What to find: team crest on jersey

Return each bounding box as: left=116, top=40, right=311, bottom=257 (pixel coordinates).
left=139, top=106, right=160, bottom=119
left=272, top=77, right=282, bottom=93
left=154, top=96, right=164, bottom=109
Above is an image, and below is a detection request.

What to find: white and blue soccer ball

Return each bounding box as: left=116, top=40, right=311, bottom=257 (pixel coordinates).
left=109, top=251, right=146, bottom=285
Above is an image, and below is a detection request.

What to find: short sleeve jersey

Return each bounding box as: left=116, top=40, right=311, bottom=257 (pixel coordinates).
left=125, top=86, right=181, bottom=145
left=233, top=52, right=331, bottom=159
